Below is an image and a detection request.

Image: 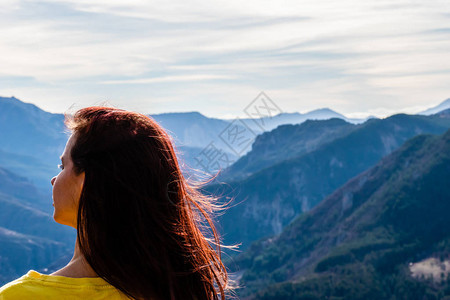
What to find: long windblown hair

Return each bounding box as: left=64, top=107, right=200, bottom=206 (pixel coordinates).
left=64, top=107, right=238, bottom=300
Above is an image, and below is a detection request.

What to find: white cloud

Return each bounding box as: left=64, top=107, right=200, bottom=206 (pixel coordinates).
left=0, top=0, right=20, bottom=11
left=100, top=74, right=235, bottom=84
left=0, top=0, right=449, bottom=116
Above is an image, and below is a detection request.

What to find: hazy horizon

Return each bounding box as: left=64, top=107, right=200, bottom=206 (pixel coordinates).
left=1, top=94, right=449, bottom=121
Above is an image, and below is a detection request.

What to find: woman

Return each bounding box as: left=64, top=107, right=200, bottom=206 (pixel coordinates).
left=0, top=107, right=238, bottom=300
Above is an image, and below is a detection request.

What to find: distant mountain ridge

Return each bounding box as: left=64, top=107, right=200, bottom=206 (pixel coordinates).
left=216, top=118, right=356, bottom=182
left=0, top=96, right=370, bottom=188
left=0, top=97, right=67, bottom=190
left=0, top=96, right=66, bottom=155
left=420, top=98, right=450, bottom=115
left=2, top=95, right=447, bottom=185
left=225, top=108, right=368, bottom=133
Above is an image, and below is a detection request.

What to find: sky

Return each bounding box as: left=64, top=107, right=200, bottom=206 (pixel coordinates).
left=0, top=0, right=449, bottom=119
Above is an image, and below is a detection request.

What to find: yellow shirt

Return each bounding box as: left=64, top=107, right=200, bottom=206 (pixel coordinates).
left=0, top=270, right=131, bottom=299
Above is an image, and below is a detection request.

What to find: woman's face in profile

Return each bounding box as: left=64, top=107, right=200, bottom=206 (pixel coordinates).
left=51, top=134, right=85, bottom=228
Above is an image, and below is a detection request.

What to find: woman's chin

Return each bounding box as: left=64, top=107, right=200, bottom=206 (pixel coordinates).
left=53, top=210, right=62, bottom=224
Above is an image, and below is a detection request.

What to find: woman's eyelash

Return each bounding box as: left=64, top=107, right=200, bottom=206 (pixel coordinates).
left=58, top=164, right=64, bottom=170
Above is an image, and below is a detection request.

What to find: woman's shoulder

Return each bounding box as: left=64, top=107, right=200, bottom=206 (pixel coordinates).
left=0, top=270, right=130, bottom=299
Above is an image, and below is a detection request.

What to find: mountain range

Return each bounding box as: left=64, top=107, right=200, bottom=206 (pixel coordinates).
left=205, top=111, right=450, bottom=255
left=0, top=96, right=391, bottom=190
left=230, top=127, right=450, bottom=300
left=1, top=95, right=450, bottom=296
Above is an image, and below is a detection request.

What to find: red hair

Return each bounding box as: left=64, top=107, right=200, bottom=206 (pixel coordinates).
left=65, top=107, right=239, bottom=300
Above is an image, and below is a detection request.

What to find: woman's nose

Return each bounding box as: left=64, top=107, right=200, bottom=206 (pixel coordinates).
left=51, top=177, right=56, bottom=186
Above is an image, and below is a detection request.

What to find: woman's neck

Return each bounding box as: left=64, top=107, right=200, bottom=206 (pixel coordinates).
left=50, top=235, right=99, bottom=278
